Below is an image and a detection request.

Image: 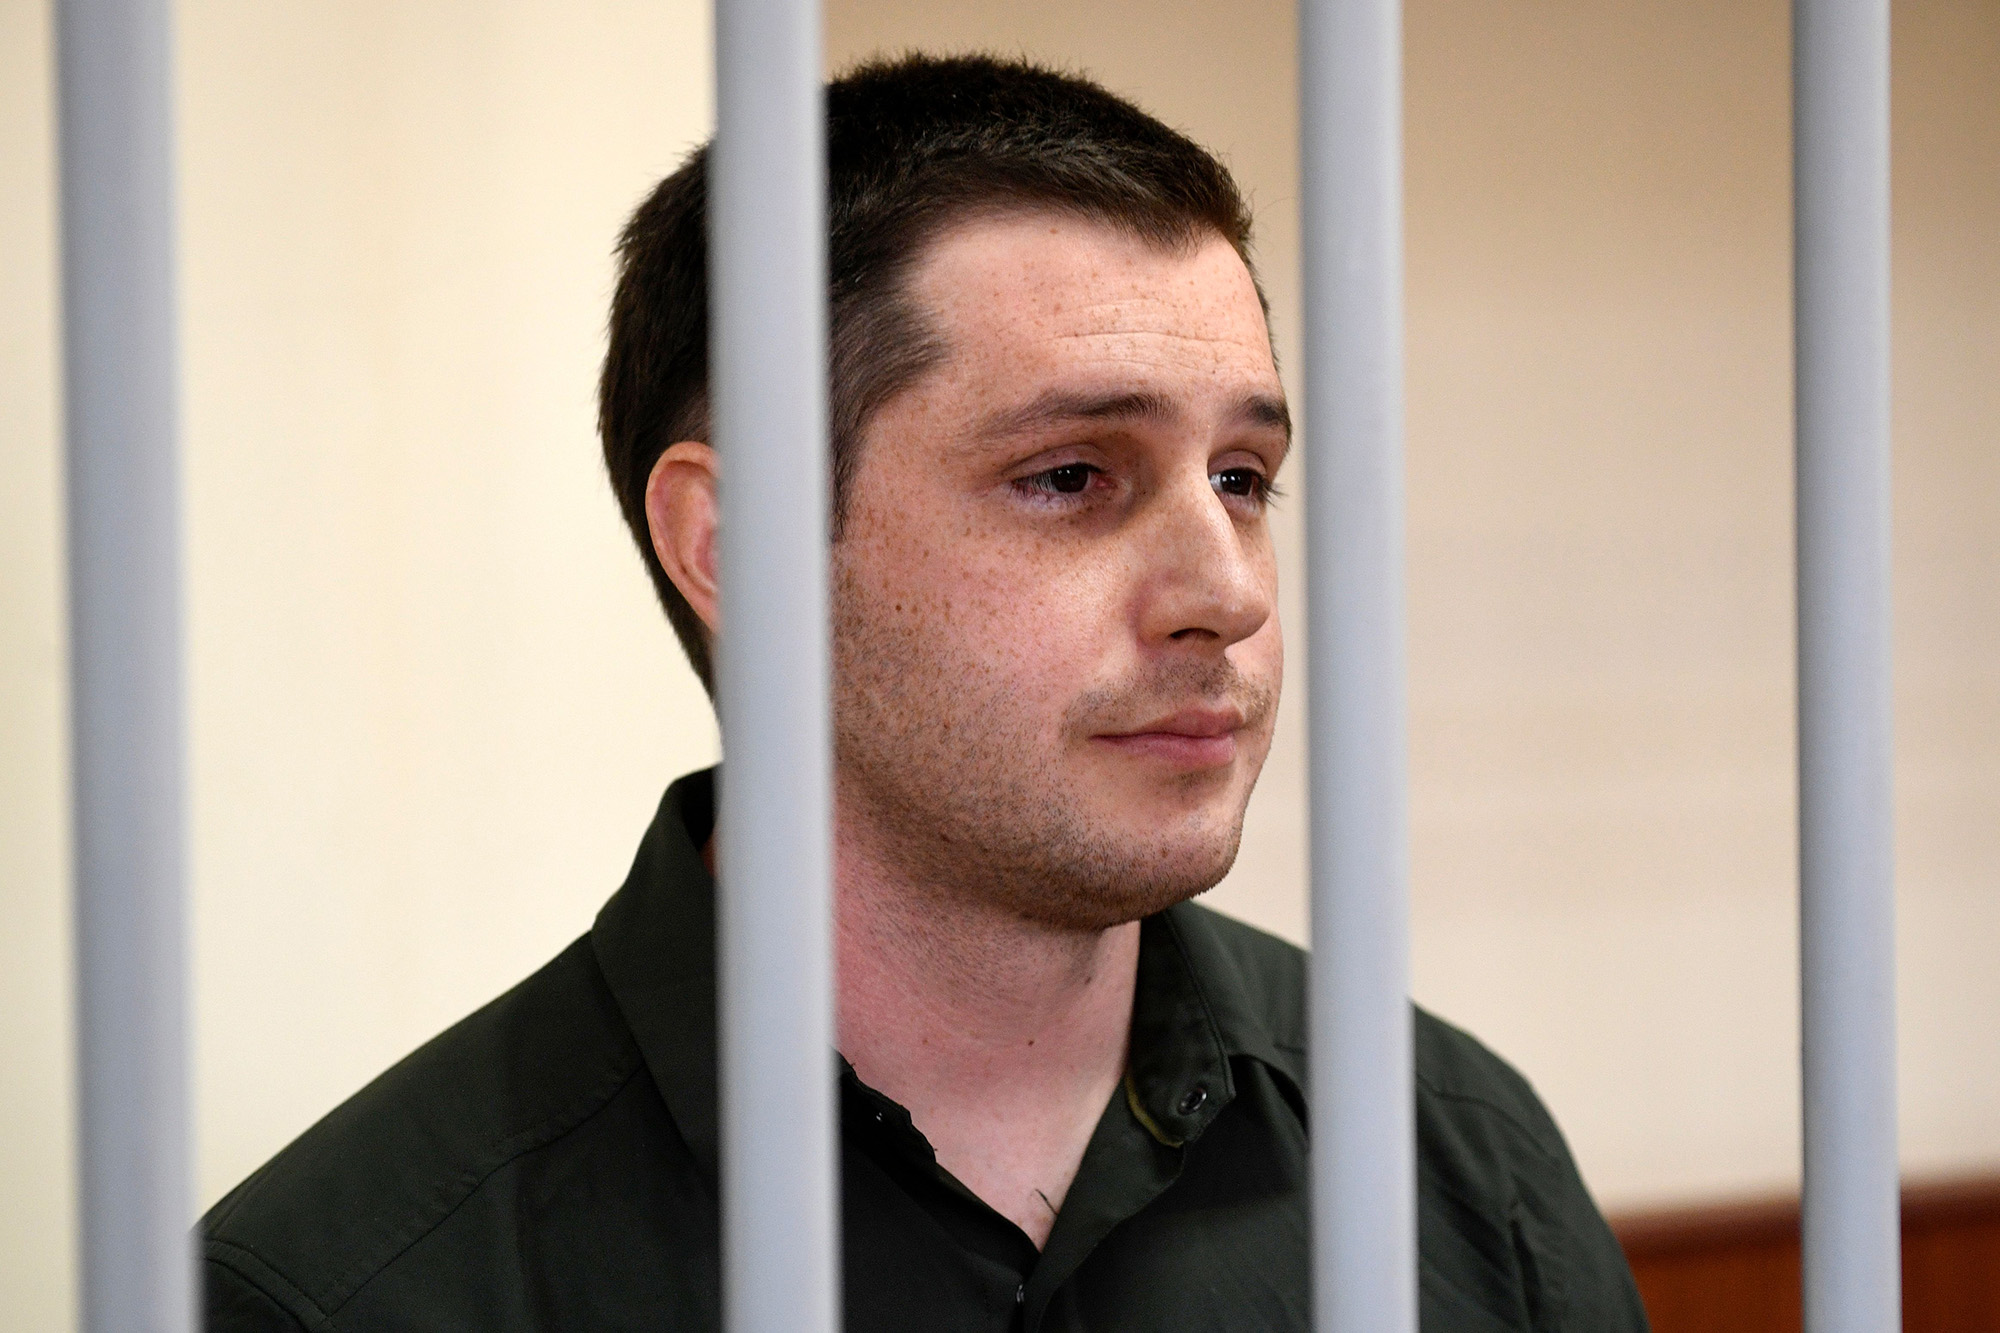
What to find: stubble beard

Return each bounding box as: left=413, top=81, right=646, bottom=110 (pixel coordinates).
left=831, top=575, right=1274, bottom=934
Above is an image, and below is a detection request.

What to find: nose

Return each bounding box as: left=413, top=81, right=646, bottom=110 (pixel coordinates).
left=1132, top=469, right=1274, bottom=653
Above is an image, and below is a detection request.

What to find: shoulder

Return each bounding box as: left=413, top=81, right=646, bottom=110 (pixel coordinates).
left=1159, top=909, right=1578, bottom=1177
left=200, top=935, right=649, bottom=1329
left=1411, top=1010, right=1648, bottom=1330
left=1158, top=905, right=1576, bottom=1177
left=1409, top=1008, right=1593, bottom=1252
left=1157, top=915, right=1645, bottom=1328
left=1412, top=1007, right=1576, bottom=1165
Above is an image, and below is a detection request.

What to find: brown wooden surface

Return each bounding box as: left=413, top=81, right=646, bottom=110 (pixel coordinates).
left=1612, top=1176, right=2000, bottom=1332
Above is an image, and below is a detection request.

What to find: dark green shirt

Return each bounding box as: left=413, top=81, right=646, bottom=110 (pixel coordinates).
left=201, top=769, right=1648, bottom=1331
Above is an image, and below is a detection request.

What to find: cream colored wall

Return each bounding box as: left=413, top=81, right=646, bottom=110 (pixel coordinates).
left=3, top=0, right=1994, bottom=1326
left=2, top=3, right=75, bottom=1330
left=3, top=3, right=719, bottom=1328
left=172, top=0, right=720, bottom=1210
left=1404, top=0, right=1999, bottom=1206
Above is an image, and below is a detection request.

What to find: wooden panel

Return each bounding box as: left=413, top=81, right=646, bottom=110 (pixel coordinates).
left=1612, top=1176, right=2000, bottom=1333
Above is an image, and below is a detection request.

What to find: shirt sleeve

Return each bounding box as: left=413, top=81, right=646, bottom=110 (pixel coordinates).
left=1412, top=1007, right=1651, bottom=1332
left=1508, top=1126, right=1651, bottom=1332
left=203, top=1258, right=313, bottom=1333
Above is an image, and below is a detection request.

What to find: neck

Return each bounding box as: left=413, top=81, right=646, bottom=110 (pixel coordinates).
left=834, top=830, right=1139, bottom=1100
left=831, top=812, right=1140, bottom=1247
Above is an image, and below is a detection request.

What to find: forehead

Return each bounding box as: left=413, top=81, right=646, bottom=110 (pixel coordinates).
left=902, top=212, right=1280, bottom=413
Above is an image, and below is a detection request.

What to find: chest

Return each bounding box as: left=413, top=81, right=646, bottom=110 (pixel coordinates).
left=842, top=1064, right=1314, bottom=1333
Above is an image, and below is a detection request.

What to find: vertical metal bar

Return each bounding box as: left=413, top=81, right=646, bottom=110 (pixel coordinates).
left=53, top=2, right=194, bottom=1332
left=1794, top=1, right=1900, bottom=1329
left=1300, top=0, right=1415, bottom=1330
left=710, top=0, right=837, bottom=1326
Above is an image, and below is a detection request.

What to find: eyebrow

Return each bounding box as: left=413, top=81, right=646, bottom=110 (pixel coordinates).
left=1240, top=393, right=1293, bottom=440
left=972, top=387, right=1293, bottom=445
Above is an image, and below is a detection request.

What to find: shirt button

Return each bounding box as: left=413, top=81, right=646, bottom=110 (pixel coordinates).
left=1015, top=1284, right=1026, bottom=1305
left=1176, top=1084, right=1209, bottom=1116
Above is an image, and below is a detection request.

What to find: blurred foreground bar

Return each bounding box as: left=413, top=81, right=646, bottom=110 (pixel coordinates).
left=709, top=0, right=839, bottom=1327
left=1793, top=0, right=1900, bottom=1329
left=55, top=1, right=194, bottom=1331
left=1299, top=0, right=1417, bottom=1329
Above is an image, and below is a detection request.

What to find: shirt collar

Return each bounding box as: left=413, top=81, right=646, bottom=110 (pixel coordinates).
left=589, top=767, right=1307, bottom=1182
left=1124, top=904, right=1308, bottom=1146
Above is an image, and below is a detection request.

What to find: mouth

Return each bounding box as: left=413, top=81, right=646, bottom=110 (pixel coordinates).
left=1091, top=707, right=1246, bottom=770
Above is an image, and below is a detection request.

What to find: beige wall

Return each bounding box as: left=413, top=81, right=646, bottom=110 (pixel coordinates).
left=3, top=4, right=720, bottom=1328
left=172, top=0, right=720, bottom=1210
left=2, top=2, right=74, bottom=1328
left=3, top=0, right=1994, bottom=1327
left=1410, top=0, right=1999, bottom=1204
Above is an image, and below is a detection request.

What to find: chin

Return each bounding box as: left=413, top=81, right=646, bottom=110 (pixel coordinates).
left=1007, top=818, right=1246, bottom=933
left=1097, top=742, right=1261, bottom=814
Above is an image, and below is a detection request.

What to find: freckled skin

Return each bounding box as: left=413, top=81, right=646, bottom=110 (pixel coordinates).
left=832, top=214, right=1288, bottom=931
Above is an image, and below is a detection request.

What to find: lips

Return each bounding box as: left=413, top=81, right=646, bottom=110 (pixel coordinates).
left=1093, top=707, right=1245, bottom=769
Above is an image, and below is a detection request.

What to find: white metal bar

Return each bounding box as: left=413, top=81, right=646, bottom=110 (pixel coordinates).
left=1300, top=0, right=1415, bottom=1329
left=709, top=0, right=838, bottom=1326
left=54, top=2, right=194, bottom=1332
left=1794, top=0, right=1900, bottom=1329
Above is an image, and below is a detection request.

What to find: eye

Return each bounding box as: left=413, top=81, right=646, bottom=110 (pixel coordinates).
left=1021, top=463, right=1101, bottom=496
left=1211, top=466, right=1274, bottom=503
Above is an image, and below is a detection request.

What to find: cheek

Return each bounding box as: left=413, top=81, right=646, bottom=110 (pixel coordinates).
left=949, top=558, right=1108, bottom=712
left=958, top=536, right=1134, bottom=683
left=839, top=522, right=1120, bottom=718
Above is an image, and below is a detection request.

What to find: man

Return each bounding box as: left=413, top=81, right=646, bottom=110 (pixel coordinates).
left=203, top=55, right=1648, bottom=1331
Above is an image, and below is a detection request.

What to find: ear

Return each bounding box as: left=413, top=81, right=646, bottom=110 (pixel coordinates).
left=644, top=441, right=720, bottom=634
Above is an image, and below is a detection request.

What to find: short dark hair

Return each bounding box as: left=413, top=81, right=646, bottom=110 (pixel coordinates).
left=598, top=53, right=1259, bottom=694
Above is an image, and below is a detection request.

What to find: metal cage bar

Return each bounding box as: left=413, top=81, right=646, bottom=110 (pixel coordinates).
left=55, top=1, right=195, bottom=1331
left=1300, top=0, right=1417, bottom=1330
left=710, top=0, right=840, bottom=1327
left=1793, top=1, right=1901, bottom=1329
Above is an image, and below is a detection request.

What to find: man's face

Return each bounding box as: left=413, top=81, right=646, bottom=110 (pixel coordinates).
left=831, top=211, right=1287, bottom=931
